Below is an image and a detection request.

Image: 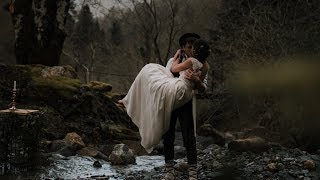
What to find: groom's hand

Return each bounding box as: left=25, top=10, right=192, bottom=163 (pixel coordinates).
left=185, top=69, right=206, bottom=93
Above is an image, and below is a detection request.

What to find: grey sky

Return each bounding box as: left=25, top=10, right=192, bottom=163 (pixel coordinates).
left=75, top=0, right=132, bottom=17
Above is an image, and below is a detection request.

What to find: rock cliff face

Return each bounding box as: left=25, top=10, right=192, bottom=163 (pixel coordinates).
left=0, top=64, right=136, bottom=144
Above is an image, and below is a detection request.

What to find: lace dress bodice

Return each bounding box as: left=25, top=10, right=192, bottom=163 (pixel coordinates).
left=179, top=58, right=203, bottom=89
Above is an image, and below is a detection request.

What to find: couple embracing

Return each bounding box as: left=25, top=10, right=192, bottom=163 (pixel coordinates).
left=119, top=33, right=210, bottom=180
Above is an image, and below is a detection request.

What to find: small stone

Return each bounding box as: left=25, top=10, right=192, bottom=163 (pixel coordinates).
left=263, top=157, right=271, bottom=162
left=265, top=163, right=278, bottom=172
left=276, top=163, right=285, bottom=171
left=174, top=161, right=189, bottom=172
left=301, top=169, right=309, bottom=175
left=271, top=156, right=281, bottom=162
left=303, top=160, right=316, bottom=170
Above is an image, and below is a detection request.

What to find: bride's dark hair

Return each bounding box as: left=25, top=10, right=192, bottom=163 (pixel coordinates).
left=193, top=39, right=211, bottom=63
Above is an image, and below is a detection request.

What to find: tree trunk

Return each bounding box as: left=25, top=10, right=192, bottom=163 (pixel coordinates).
left=9, top=0, right=70, bottom=66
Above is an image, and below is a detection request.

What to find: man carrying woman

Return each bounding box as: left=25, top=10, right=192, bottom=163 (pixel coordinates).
left=162, top=33, right=209, bottom=180
left=120, top=33, right=210, bottom=180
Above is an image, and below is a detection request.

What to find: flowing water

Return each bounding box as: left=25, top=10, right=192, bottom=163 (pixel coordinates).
left=36, top=154, right=165, bottom=179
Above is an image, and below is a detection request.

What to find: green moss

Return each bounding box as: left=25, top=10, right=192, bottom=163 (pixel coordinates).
left=32, top=76, right=81, bottom=100
left=82, top=81, right=112, bottom=92
left=104, top=92, right=120, bottom=99
left=15, top=65, right=81, bottom=100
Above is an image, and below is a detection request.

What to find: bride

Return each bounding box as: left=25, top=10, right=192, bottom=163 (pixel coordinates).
left=120, top=39, right=210, bottom=153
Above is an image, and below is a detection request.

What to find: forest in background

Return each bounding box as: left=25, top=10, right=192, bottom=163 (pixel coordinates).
left=1, top=0, right=320, bottom=151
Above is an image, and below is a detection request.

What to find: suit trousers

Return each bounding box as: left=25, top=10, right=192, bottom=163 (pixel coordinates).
left=162, top=100, right=197, bottom=164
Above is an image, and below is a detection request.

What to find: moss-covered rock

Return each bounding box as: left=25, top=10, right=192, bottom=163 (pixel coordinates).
left=0, top=64, right=80, bottom=105
left=0, top=64, right=136, bottom=150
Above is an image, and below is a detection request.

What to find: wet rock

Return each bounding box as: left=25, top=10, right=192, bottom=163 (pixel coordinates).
left=93, top=160, right=102, bottom=168
left=228, top=136, right=267, bottom=152
left=109, top=144, right=136, bottom=165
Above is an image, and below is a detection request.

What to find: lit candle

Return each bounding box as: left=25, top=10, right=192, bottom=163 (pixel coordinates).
left=13, top=81, right=16, bottom=90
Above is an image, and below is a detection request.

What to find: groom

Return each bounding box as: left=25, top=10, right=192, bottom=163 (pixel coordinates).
left=162, top=33, right=208, bottom=180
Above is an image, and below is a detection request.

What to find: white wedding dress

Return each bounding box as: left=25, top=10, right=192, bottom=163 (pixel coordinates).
left=121, top=58, right=203, bottom=153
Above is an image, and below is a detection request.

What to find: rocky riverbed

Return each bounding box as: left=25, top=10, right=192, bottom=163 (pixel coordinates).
left=15, top=133, right=319, bottom=180
left=118, top=138, right=320, bottom=180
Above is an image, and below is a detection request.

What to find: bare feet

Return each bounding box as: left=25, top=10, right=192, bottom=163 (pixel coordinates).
left=116, top=100, right=126, bottom=111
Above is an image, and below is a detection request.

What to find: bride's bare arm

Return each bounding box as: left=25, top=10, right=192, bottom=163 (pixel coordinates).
left=171, top=58, right=193, bottom=73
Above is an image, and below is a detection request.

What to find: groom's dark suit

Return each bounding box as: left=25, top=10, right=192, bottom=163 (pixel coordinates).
left=163, top=56, right=208, bottom=165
